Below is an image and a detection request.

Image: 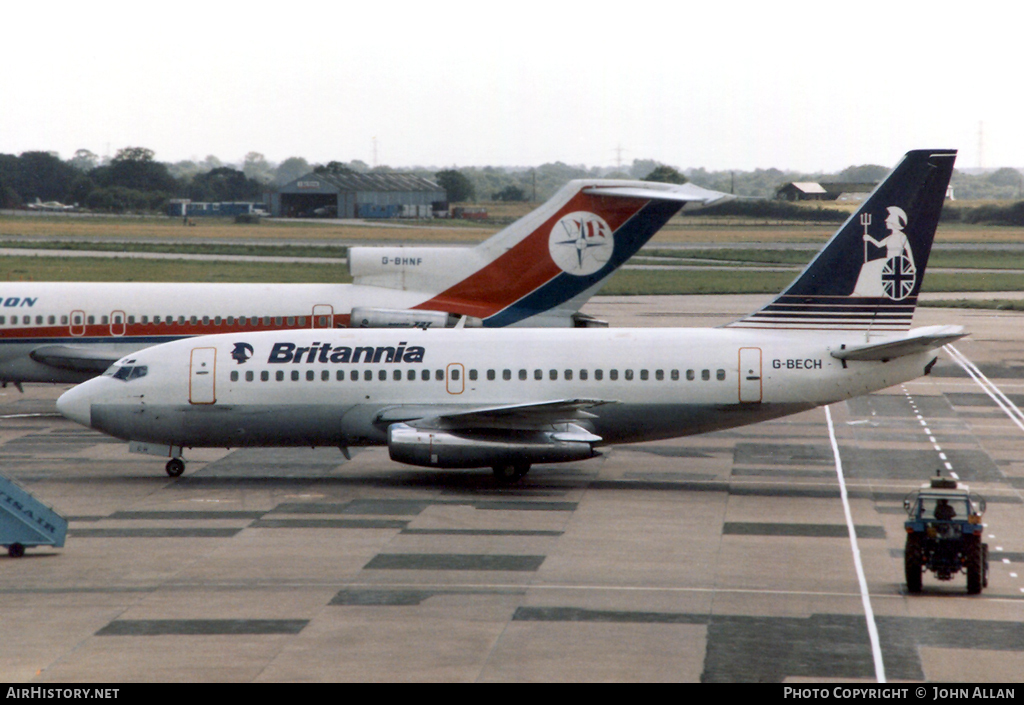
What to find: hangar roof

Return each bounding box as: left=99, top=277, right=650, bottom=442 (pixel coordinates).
left=281, top=171, right=443, bottom=193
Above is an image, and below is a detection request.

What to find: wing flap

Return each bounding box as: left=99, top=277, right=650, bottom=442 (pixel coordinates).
left=376, top=398, right=613, bottom=431
left=831, top=325, right=967, bottom=362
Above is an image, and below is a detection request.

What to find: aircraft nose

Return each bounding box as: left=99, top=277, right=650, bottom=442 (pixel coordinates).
left=56, top=383, right=93, bottom=428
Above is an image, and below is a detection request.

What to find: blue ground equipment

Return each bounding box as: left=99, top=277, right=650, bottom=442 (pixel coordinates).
left=0, top=473, right=68, bottom=557
left=904, top=472, right=988, bottom=594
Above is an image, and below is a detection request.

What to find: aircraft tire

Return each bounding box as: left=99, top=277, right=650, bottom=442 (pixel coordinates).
left=8, top=543, right=25, bottom=558
left=166, top=458, right=185, bottom=478
left=492, top=463, right=530, bottom=484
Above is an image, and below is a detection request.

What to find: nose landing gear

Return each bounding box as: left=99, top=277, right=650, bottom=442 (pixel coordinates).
left=165, top=458, right=185, bottom=477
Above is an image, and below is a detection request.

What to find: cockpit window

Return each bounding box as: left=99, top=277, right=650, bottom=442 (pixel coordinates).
left=106, top=365, right=148, bottom=381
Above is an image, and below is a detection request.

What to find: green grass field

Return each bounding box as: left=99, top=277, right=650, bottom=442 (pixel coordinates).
left=3, top=213, right=1024, bottom=296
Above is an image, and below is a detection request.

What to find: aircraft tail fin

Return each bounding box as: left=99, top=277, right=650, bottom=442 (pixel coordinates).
left=725, top=149, right=956, bottom=334
left=350, top=179, right=731, bottom=327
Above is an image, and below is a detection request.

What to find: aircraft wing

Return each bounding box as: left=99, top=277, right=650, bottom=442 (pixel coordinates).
left=582, top=183, right=734, bottom=207
left=830, top=325, right=967, bottom=362
left=28, top=345, right=122, bottom=373
left=376, top=398, right=612, bottom=433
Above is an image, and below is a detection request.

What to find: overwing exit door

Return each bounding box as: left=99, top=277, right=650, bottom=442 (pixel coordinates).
left=189, top=347, right=217, bottom=404
left=738, top=347, right=762, bottom=403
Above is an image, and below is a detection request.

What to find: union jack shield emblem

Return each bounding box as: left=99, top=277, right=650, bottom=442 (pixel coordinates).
left=881, top=255, right=916, bottom=300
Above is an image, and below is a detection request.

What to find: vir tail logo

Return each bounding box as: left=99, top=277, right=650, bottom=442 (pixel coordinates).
left=851, top=206, right=916, bottom=300
left=549, top=212, right=614, bottom=276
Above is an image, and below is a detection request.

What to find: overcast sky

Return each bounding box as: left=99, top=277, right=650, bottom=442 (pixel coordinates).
left=1, top=1, right=1017, bottom=173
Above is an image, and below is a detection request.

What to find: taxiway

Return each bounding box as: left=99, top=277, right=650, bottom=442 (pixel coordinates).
left=1, top=295, right=1022, bottom=682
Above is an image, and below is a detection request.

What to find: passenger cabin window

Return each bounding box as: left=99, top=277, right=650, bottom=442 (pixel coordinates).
left=717, top=369, right=726, bottom=381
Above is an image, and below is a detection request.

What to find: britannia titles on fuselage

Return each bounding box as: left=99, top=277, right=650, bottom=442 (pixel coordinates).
left=266, top=341, right=425, bottom=365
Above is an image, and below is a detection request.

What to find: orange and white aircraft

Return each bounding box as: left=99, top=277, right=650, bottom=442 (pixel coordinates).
left=0, top=180, right=731, bottom=386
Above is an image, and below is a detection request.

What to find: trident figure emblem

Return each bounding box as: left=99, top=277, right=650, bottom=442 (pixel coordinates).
left=851, top=206, right=916, bottom=300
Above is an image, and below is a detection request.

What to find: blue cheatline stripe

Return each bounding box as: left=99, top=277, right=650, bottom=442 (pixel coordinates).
left=482, top=200, right=681, bottom=327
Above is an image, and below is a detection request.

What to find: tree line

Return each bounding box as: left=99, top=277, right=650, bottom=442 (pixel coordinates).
left=2, top=146, right=1022, bottom=215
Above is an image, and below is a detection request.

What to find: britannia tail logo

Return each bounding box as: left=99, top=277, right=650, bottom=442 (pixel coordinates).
left=548, top=212, right=614, bottom=276
left=231, top=342, right=254, bottom=364
left=851, top=206, right=916, bottom=300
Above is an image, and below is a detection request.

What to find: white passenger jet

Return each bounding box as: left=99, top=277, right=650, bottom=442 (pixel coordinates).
left=0, top=180, right=730, bottom=387
left=57, top=150, right=963, bottom=481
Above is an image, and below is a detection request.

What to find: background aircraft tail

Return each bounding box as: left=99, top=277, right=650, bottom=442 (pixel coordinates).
left=726, top=149, right=956, bottom=334
left=350, top=179, right=731, bottom=327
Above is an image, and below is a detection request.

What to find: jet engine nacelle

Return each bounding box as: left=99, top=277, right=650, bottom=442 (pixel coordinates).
left=387, top=423, right=600, bottom=469
left=349, top=307, right=482, bottom=329
left=348, top=247, right=477, bottom=290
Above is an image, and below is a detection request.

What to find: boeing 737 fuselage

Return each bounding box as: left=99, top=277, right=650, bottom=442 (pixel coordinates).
left=57, top=150, right=963, bottom=481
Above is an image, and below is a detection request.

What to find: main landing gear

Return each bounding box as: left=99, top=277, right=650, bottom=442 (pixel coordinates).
left=492, top=463, right=530, bottom=484
left=165, top=458, right=186, bottom=477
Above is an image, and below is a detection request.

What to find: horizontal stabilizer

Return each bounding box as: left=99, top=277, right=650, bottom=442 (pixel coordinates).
left=831, top=325, right=967, bottom=362
left=376, top=398, right=612, bottom=431
left=29, top=345, right=121, bottom=373
left=582, top=183, right=734, bottom=208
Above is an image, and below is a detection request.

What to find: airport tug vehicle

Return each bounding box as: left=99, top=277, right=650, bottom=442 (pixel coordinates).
left=903, top=472, right=989, bottom=594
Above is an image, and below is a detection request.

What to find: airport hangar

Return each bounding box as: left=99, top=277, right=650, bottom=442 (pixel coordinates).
left=270, top=171, right=447, bottom=219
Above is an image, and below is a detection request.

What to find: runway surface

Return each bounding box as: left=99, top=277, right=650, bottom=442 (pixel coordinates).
left=1, top=295, right=1022, bottom=682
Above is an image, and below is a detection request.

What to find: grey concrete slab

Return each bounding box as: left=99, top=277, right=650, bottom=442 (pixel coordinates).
left=2, top=296, right=1024, bottom=682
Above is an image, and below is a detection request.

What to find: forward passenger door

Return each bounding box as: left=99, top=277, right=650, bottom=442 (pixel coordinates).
left=189, top=347, right=217, bottom=405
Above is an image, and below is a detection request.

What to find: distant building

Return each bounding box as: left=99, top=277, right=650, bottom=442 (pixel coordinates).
left=167, top=200, right=265, bottom=217
left=775, top=182, right=828, bottom=201
left=775, top=181, right=877, bottom=202
left=270, top=172, right=447, bottom=219
left=818, top=182, right=877, bottom=201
